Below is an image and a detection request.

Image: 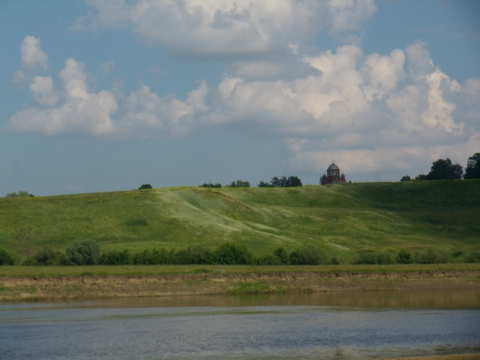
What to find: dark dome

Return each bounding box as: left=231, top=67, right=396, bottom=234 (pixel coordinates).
left=327, top=163, right=339, bottom=170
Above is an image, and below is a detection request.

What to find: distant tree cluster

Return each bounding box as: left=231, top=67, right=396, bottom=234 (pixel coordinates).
left=199, top=183, right=222, bottom=188
left=230, top=180, right=250, bottom=188
left=401, top=152, right=480, bottom=181
left=258, top=176, right=302, bottom=188
left=465, top=152, right=480, bottom=179
left=6, top=191, right=33, bottom=198
left=138, top=184, right=153, bottom=190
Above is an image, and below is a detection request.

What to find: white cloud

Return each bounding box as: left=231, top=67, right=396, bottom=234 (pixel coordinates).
left=120, top=81, right=210, bottom=137
left=327, top=0, right=377, bottom=43
left=100, top=60, right=115, bottom=74
left=5, top=34, right=479, bottom=178
left=30, top=76, right=59, bottom=107
left=5, top=59, right=118, bottom=136
left=20, top=35, right=48, bottom=71
left=73, top=0, right=377, bottom=57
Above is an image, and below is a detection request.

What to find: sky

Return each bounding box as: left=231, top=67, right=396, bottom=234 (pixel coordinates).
left=1, top=0, right=479, bottom=196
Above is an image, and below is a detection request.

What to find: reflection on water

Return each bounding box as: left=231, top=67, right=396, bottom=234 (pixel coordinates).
left=1, top=290, right=480, bottom=359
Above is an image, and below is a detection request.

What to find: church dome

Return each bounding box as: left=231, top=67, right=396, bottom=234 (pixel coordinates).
left=327, top=163, right=339, bottom=171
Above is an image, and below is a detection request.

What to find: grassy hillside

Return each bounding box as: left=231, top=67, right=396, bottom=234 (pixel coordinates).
left=0, top=180, right=479, bottom=261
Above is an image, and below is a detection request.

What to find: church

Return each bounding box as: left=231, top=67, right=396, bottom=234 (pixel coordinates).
left=320, top=162, right=347, bottom=185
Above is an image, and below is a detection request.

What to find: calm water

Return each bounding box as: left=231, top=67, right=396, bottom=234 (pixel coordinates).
left=1, top=290, right=479, bottom=359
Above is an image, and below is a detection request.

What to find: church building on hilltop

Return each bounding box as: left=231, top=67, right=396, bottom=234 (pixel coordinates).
left=320, top=162, right=347, bottom=185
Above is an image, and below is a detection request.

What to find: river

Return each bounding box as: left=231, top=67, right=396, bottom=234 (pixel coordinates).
left=1, top=290, right=479, bottom=359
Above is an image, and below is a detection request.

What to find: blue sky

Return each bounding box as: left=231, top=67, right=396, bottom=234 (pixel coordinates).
left=1, top=0, right=479, bottom=196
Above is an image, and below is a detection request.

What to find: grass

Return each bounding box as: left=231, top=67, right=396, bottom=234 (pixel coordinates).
left=0, top=180, right=479, bottom=263
left=1, top=264, right=479, bottom=277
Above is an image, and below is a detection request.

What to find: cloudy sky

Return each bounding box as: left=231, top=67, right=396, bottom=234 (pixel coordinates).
left=1, top=0, right=479, bottom=195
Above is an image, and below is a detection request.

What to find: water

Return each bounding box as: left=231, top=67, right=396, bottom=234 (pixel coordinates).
left=1, top=290, right=479, bottom=359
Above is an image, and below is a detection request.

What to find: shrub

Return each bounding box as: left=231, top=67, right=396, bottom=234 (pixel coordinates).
left=256, top=254, right=283, bottom=265
left=397, top=250, right=413, bottom=264
left=289, top=245, right=326, bottom=265
left=133, top=248, right=175, bottom=265
left=174, top=246, right=215, bottom=264
left=353, top=250, right=396, bottom=265
left=214, top=243, right=253, bottom=265
left=273, top=247, right=289, bottom=264
left=414, top=249, right=450, bottom=264
left=25, top=249, right=67, bottom=266
left=66, top=240, right=101, bottom=265
left=0, top=250, right=15, bottom=265
left=464, top=250, right=480, bottom=263
left=99, top=249, right=132, bottom=265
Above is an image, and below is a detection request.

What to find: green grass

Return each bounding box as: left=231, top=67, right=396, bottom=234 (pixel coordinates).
left=1, top=264, right=479, bottom=277
left=1, top=180, right=479, bottom=262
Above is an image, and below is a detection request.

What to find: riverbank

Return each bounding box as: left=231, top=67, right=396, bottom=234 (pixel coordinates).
left=381, top=355, right=480, bottom=360
left=1, top=264, right=479, bottom=302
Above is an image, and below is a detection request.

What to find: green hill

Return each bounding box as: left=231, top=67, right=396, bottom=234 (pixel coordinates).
left=1, top=180, right=479, bottom=262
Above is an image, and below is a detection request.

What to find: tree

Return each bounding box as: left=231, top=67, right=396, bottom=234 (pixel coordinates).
left=138, top=184, right=152, bottom=190
left=270, top=175, right=302, bottom=187
left=234, top=180, right=250, bottom=188
left=199, top=183, right=222, bottom=188
left=0, top=250, right=15, bottom=265
left=426, top=158, right=463, bottom=180
left=400, top=175, right=411, bottom=181
left=415, top=174, right=428, bottom=180
left=257, top=181, right=273, bottom=188
left=66, top=240, right=101, bottom=265
left=285, top=176, right=302, bottom=187
left=464, top=152, right=480, bottom=179
left=6, top=191, right=33, bottom=197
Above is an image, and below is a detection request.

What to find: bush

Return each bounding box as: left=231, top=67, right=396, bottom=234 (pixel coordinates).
left=256, top=254, right=283, bottom=265
left=99, top=249, right=132, bottom=265
left=289, top=245, right=326, bottom=265
left=397, top=250, right=413, bottom=264
left=274, top=247, right=289, bottom=264
left=353, top=250, right=396, bottom=265
left=132, top=248, right=175, bottom=265
left=138, top=184, right=152, bottom=190
left=464, top=250, right=480, bottom=263
left=24, top=249, right=67, bottom=266
left=214, top=243, right=253, bottom=265
left=0, top=250, right=15, bottom=265
left=174, top=246, right=215, bottom=264
left=414, top=249, right=450, bottom=264
left=66, top=240, right=101, bottom=265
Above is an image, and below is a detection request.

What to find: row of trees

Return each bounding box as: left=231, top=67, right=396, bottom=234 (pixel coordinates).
left=401, top=153, right=480, bottom=181
left=2, top=240, right=479, bottom=266
left=258, top=176, right=303, bottom=188
left=200, top=176, right=303, bottom=189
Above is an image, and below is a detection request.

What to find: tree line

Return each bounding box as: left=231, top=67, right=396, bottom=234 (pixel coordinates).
left=200, top=176, right=303, bottom=189
left=401, top=152, right=480, bottom=181
left=1, top=240, right=479, bottom=266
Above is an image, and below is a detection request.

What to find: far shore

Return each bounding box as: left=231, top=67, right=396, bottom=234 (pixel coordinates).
left=1, top=264, right=479, bottom=302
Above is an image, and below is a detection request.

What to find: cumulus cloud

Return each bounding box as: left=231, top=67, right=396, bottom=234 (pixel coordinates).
left=73, top=0, right=376, bottom=57
left=6, top=58, right=118, bottom=136
left=5, top=49, right=209, bottom=137
left=21, top=35, right=48, bottom=71
left=5, top=32, right=479, bottom=178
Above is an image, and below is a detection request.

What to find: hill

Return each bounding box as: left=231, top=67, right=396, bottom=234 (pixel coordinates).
left=1, top=180, right=479, bottom=262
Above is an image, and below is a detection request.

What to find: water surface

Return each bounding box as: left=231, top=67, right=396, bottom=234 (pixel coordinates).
left=1, top=290, right=479, bottom=359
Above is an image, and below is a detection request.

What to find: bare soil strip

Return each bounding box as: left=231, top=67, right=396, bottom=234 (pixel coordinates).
left=1, top=270, right=479, bottom=302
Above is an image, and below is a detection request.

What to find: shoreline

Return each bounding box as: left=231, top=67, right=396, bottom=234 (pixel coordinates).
left=1, top=267, right=479, bottom=302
